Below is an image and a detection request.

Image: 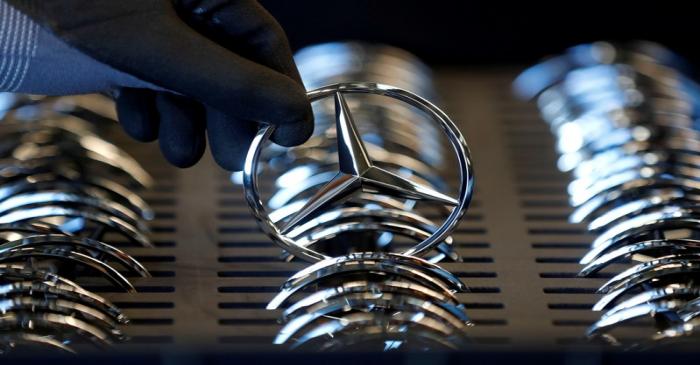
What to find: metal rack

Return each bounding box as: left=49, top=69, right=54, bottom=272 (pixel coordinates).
left=40, top=69, right=640, bottom=353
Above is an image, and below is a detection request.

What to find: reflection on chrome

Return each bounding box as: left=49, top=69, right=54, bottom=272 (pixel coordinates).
left=239, top=43, right=475, bottom=351
left=268, top=253, right=472, bottom=350
left=517, top=41, right=700, bottom=348
left=0, top=95, right=152, bottom=354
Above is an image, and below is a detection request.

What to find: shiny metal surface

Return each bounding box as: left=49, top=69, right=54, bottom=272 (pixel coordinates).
left=238, top=43, right=475, bottom=351
left=0, top=280, right=126, bottom=322
left=7, top=62, right=687, bottom=353
left=0, top=97, right=153, bottom=353
left=244, top=82, right=473, bottom=263
left=518, top=41, right=700, bottom=347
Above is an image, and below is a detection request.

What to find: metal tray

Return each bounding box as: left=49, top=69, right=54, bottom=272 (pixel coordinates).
left=80, top=69, right=636, bottom=352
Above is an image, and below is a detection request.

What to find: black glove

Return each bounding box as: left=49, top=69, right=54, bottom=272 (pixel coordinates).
left=3, top=0, right=313, bottom=170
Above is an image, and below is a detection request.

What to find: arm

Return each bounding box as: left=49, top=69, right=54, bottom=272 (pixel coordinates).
left=0, top=0, right=314, bottom=170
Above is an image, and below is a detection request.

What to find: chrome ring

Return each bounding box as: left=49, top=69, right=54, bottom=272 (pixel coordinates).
left=243, top=82, right=474, bottom=262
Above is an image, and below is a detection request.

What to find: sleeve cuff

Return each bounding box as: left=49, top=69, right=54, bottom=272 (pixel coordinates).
left=0, top=0, right=39, bottom=92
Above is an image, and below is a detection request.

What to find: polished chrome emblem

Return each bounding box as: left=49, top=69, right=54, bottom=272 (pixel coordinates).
left=244, top=82, right=474, bottom=262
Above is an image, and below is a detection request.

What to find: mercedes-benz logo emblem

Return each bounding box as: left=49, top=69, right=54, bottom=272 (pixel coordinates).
left=243, top=82, right=474, bottom=262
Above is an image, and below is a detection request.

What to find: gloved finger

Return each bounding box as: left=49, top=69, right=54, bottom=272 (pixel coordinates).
left=177, top=0, right=314, bottom=148
left=155, top=92, right=207, bottom=168
left=271, top=120, right=314, bottom=147
left=176, top=0, right=303, bottom=84
left=177, top=0, right=314, bottom=147
left=115, top=88, right=159, bottom=142
left=205, top=106, right=257, bottom=171
left=49, top=11, right=311, bottom=129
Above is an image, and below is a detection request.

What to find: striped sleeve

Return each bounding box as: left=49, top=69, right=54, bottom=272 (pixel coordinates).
left=0, top=0, right=39, bottom=92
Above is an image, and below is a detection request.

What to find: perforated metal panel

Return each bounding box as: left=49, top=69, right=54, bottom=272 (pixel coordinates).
left=77, top=69, right=636, bottom=353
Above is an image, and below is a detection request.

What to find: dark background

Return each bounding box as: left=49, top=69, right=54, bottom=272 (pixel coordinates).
left=261, top=1, right=698, bottom=67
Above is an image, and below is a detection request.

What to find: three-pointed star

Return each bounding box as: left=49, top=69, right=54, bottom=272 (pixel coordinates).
left=280, top=92, right=459, bottom=234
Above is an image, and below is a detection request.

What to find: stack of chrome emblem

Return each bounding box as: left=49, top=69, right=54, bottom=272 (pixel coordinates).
left=242, top=42, right=474, bottom=350
left=0, top=95, right=153, bottom=353
left=516, top=42, right=700, bottom=346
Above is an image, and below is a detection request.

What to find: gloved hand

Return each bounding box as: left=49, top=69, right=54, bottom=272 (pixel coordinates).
left=1, top=0, right=313, bottom=170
